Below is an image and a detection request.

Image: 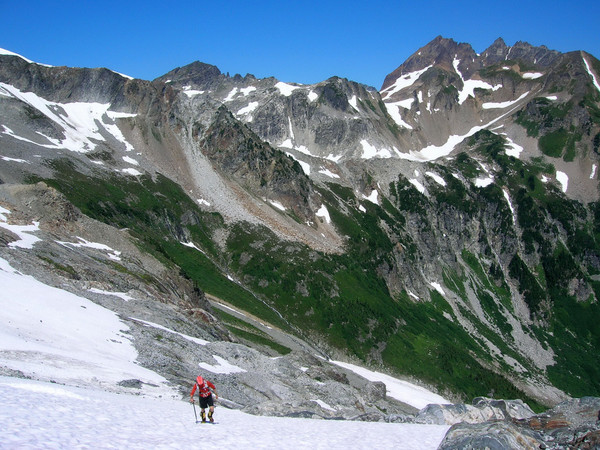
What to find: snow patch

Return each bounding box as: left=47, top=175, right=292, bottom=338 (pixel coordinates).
left=121, top=168, right=142, bottom=176
left=474, top=176, right=494, bottom=188
left=240, top=86, right=256, bottom=96
left=556, top=171, right=569, bottom=193
left=503, top=189, right=517, bottom=225
left=0, top=206, right=41, bottom=249
left=237, top=101, right=259, bottom=116
left=223, top=87, right=239, bottom=102
left=318, top=168, right=340, bottom=179
left=453, top=58, right=501, bottom=104
left=583, top=55, right=600, bottom=93
left=88, top=288, right=135, bottom=302
left=504, top=136, right=524, bottom=158
left=521, top=72, right=544, bottom=79
left=590, top=164, right=597, bottom=179
left=348, top=95, right=359, bottom=111
left=130, top=318, right=209, bottom=346
left=0, top=257, right=168, bottom=391
left=409, top=178, right=426, bottom=194
left=482, top=91, right=529, bottom=109
left=198, top=355, right=246, bottom=374
left=307, top=90, right=318, bottom=102
left=362, top=190, right=379, bottom=205
left=122, top=155, right=139, bottom=166
left=269, top=200, right=286, bottom=211
left=384, top=102, right=414, bottom=129
left=330, top=360, right=449, bottom=409
left=0, top=83, right=135, bottom=153
left=0, top=377, right=449, bottom=449
left=360, top=140, right=392, bottom=159
left=430, top=282, right=445, bottom=296
left=425, top=171, right=446, bottom=187
left=316, top=205, right=331, bottom=224
left=381, top=65, right=432, bottom=100
left=57, top=236, right=122, bottom=261
left=275, top=81, right=299, bottom=97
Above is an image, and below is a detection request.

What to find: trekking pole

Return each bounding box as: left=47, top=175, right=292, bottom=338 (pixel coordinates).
left=192, top=401, right=198, bottom=423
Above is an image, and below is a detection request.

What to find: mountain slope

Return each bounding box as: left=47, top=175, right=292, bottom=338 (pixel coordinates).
left=1, top=38, right=600, bottom=410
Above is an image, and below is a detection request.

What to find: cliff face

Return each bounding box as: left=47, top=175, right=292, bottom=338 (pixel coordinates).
left=1, top=37, right=600, bottom=408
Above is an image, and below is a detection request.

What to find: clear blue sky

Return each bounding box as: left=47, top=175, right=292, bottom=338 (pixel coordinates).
left=2, top=0, right=598, bottom=89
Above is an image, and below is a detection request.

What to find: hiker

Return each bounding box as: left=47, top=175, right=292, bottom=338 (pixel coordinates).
left=190, top=375, right=219, bottom=423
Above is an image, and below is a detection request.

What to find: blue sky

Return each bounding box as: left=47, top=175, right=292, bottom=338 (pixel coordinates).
left=2, top=0, right=598, bottom=89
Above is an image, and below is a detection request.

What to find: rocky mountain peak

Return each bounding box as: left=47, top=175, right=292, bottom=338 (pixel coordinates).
left=154, top=60, right=224, bottom=89
left=381, top=36, right=477, bottom=91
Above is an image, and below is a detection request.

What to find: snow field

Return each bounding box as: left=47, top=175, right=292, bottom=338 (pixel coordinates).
left=0, top=377, right=449, bottom=450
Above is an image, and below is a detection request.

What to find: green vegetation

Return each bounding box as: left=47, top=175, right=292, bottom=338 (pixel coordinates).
left=33, top=140, right=600, bottom=406
left=213, top=309, right=291, bottom=355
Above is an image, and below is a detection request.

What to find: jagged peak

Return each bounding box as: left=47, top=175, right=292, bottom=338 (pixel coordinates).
left=154, top=60, right=223, bottom=86
left=381, top=36, right=476, bottom=91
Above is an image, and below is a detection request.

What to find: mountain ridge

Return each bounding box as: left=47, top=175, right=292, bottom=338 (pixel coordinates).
left=1, top=36, right=600, bottom=416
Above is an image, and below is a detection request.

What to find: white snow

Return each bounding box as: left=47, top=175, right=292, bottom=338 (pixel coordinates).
left=0, top=47, right=52, bottom=67
left=556, top=171, right=569, bottom=193
left=430, top=282, right=445, bottom=297
left=503, top=188, right=517, bottom=225
left=307, top=90, right=318, bottom=102
left=88, top=288, right=135, bottom=302
left=131, top=318, right=209, bottom=346
left=237, top=101, right=259, bottom=116
left=0, top=82, right=136, bottom=153
left=0, top=257, right=170, bottom=393
left=362, top=190, right=379, bottom=205
left=316, top=204, right=331, bottom=224
left=474, top=176, right=494, bottom=188
left=360, top=140, right=393, bottom=159
left=313, top=398, right=336, bottom=411
left=453, top=58, right=501, bottom=105
left=1, top=155, right=29, bottom=164
left=521, top=72, right=544, bottom=80
left=183, top=89, right=205, bottom=97
left=296, top=158, right=311, bottom=175
left=269, top=200, right=286, bottom=211
left=482, top=91, right=529, bottom=109
left=240, top=86, right=256, bottom=96
left=381, top=65, right=432, bottom=100
left=410, top=178, right=426, bottom=194
left=425, top=171, right=446, bottom=187
left=330, top=360, right=449, bottom=410
left=197, top=198, right=211, bottom=207
left=223, top=87, right=239, bottom=102
left=348, top=94, right=359, bottom=111
left=590, top=164, right=597, bottom=179
left=198, top=355, right=246, bottom=374
left=0, top=206, right=453, bottom=448
left=545, top=95, right=558, bottom=101
left=318, top=168, right=340, bottom=179
left=275, top=81, right=299, bottom=97
left=57, top=236, right=122, bottom=261
left=325, top=153, right=343, bottom=163
left=0, top=377, right=449, bottom=449
left=582, top=55, right=600, bottom=93
left=384, top=101, right=414, bottom=129
left=0, top=206, right=42, bottom=249
left=122, top=155, right=139, bottom=165
left=121, top=168, right=143, bottom=176
left=280, top=138, right=293, bottom=149
left=504, top=136, right=524, bottom=158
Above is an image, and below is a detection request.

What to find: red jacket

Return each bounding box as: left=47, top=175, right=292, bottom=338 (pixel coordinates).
left=190, top=377, right=216, bottom=398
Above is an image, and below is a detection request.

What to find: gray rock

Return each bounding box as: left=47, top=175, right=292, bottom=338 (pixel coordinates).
left=438, top=420, right=543, bottom=450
